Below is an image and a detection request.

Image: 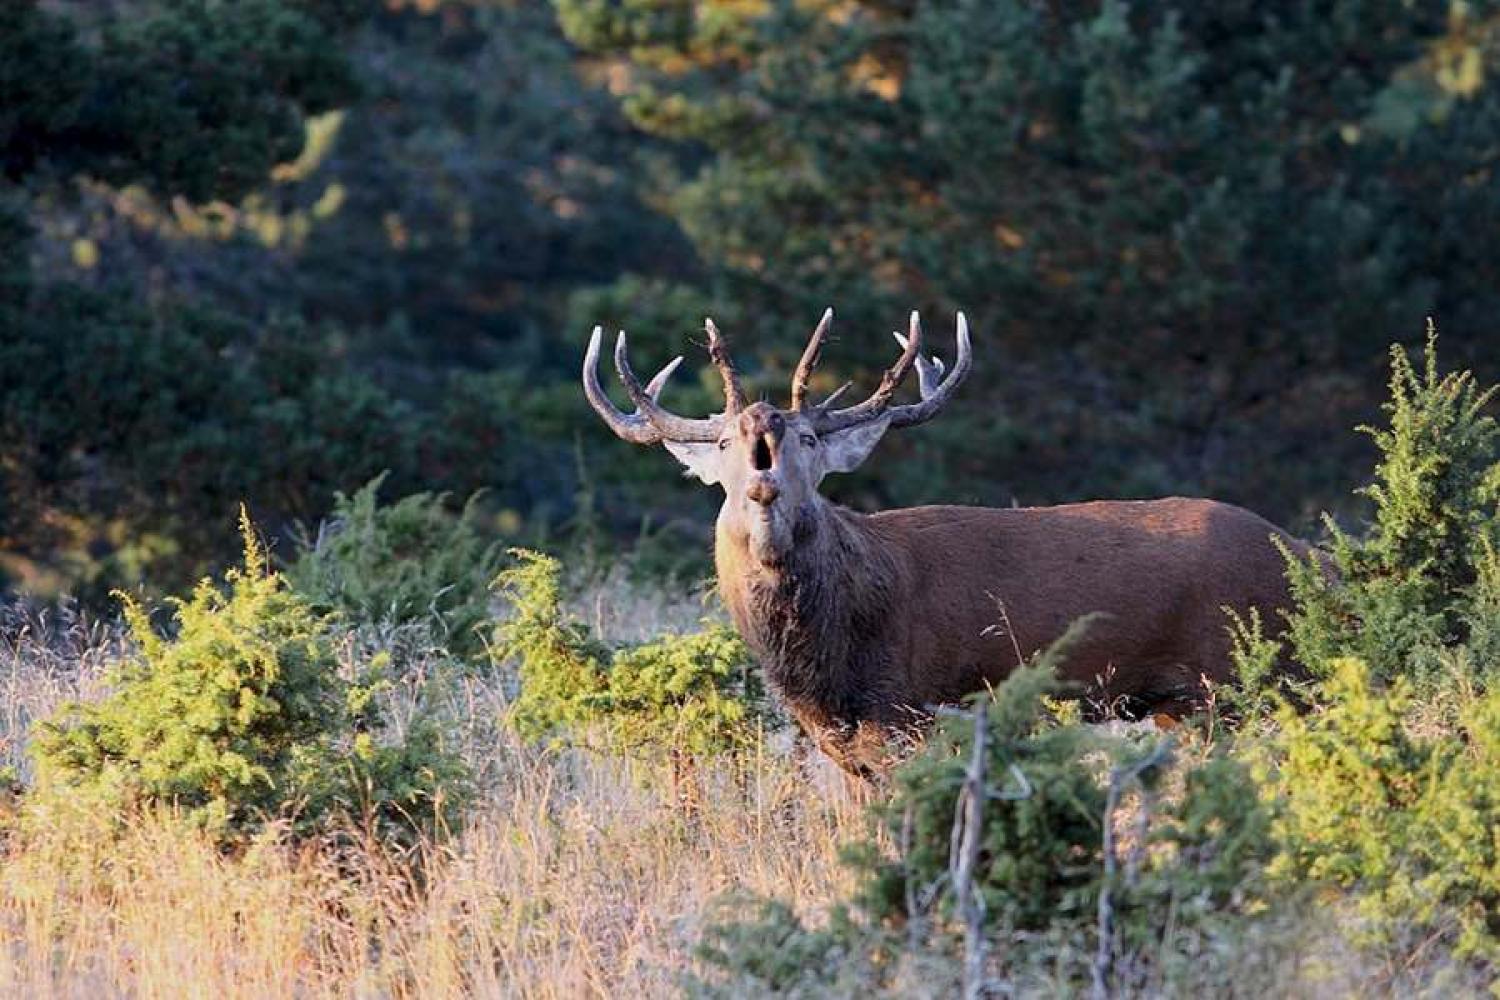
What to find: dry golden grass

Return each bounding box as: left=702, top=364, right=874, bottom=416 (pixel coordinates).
left=0, top=586, right=868, bottom=999
left=0, top=710, right=863, bottom=999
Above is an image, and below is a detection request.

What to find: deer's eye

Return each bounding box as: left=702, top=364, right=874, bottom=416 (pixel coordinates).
left=800, top=434, right=817, bottom=448
left=718, top=439, right=731, bottom=451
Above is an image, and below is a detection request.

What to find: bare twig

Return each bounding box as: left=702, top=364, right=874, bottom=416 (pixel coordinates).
left=950, top=699, right=989, bottom=1000
left=1092, top=738, right=1174, bottom=1000
left=982, top=592, right=1027, bottom=669
left=902, top=802, right=922, bottom=948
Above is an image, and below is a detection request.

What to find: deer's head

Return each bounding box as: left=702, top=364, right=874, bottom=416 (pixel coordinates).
left=583, top=309, right=972, bottom=566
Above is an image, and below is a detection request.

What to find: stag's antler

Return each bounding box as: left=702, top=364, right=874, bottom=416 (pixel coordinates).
left=791, top=307, right=834, bottom=411
left=582, top=319, right=747, bottom=444
left=892, top=329, right=944, bottom=397
left=808, top=311, right=972, bottom=433
left=703, top=318, right=748, bottom=418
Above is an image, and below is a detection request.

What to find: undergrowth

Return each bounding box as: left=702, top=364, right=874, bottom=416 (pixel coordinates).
left=492, top=548, right=772, bottom=758
left=29, top=511, right=467, bottom=848
left=288, top=474, right=503, bottom=661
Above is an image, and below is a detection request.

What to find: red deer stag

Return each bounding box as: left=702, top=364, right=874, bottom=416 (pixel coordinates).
left=583, top=309, right=1306, bottom=776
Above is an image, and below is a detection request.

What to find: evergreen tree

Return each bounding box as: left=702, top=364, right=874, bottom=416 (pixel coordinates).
left=0, top=2, right=689, bottom=597
left=556, top=0, right=1500, bottom=517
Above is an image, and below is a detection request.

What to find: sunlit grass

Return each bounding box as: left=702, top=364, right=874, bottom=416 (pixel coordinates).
left=0, top=741, right=862, bottom=998
left=0, top=580, right=862, bottom=999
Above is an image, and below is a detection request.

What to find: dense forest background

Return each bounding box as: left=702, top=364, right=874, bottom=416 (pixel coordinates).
left=3, top=0, right=1498, bottom=601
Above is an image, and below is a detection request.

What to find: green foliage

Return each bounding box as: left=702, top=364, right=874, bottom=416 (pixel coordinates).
left=0, top=2, right=695, bottom=597
left=1222, top=605, right=1295, bottom=715
left=3, top=0, right=356, bottom=201
left=1260, top=658, right=1500, bottom=968
left=0, top=2, right=88, bottom=182
left=79, top=0, right=356, bottom=202
left=1237, top=330, right=1500, bottom=979
left=691, top=898, right=877, bottom=999
left=1281, top=329, right=1500, bottom=684
left=856, top=656, right=1109, bottom=932
left=493, top=549, right=768, bottom=757
left=863, top=647, right=1274, bottom=935
left=30, top=513, right=467, bottom=846
left=288, top=475, right=502, bottom=660
left=695, top=630, right=1279, bottom=994
left=0, top=298, right=412, bottom=597
left=13, top=0, right=1500, bottom=600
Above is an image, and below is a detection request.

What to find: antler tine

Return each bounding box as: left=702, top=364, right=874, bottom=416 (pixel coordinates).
left=791, top=307, right=834, bottom=410
left=887, top=312, right=973, bottom=429
left=817, top=380, right=854, bottom=410
left=893, top=329, right=945, bottom=398
left=582, top=327, right=662, bottom=444
left=610, top=330, right=723, bottom=443
left=704, top=318, right=747, bottom=414
left=644, top=355, right=684, bottom=399
left=812, top=310, right=924, bottom=433
left=582, top=328, right=694, bottom=444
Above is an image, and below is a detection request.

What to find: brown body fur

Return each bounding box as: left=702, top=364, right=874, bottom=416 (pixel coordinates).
left=717, top=495, right=1304, bottom=776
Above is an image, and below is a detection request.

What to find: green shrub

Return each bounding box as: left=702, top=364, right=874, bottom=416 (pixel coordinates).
left=691, top=898, right=883, bottom=999
left=1222, top=605, right=1300, bottom=717
left=694, top=631, right=1280, bottom=996
left=1260, top=657, right=1500, bottom=969
left=853, top=655, right=1111, bottom=934
left=1243, top=329, right=1500, bottom=980
left=492, top=548, right=769, bottom=757
left=288, top=475, right=503, bottom=661
left=1280, top=328, right=1500, bottom=686
left=31, top=512, right=467, bottom=847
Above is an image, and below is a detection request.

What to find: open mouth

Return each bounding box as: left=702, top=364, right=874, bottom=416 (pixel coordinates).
left=752, top=436, right=773, bottom=471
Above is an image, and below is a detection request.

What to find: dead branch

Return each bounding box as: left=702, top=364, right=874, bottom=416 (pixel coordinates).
left=950, top=699, right=989, bottom=1000
left=1092, top=737, right=1174, bottom=1000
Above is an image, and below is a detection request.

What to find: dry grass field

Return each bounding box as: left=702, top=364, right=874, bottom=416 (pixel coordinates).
left=0, top=582, right=867, bottom=999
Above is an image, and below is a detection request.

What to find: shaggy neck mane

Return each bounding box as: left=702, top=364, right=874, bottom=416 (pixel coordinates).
left=716, top=500, right=899, bottom=722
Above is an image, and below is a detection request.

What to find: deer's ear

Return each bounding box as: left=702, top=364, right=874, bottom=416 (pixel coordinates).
left=819, top=416, right=892, bottom=475
left=663, top=440, right=725, bottom=485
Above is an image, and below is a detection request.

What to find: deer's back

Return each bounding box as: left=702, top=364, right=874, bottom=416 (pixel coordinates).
left=863, top=497, right=1301, bottom=705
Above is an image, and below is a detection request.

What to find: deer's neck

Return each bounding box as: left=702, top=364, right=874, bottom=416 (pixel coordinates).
left=716, top=501, right=900, bottom=723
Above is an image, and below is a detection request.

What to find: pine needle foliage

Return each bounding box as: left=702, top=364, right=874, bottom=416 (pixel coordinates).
left=31, top=511, right=467, bottom=846
left=1280, top=326, right=1500, bottom=684
left=1259, top=658, right=1500, bottom=968
left=855, top=650, right=1110, bottom=933
left=492, top=549, right=769, bottom=757
left=288, top=474, right=502, bottom=661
